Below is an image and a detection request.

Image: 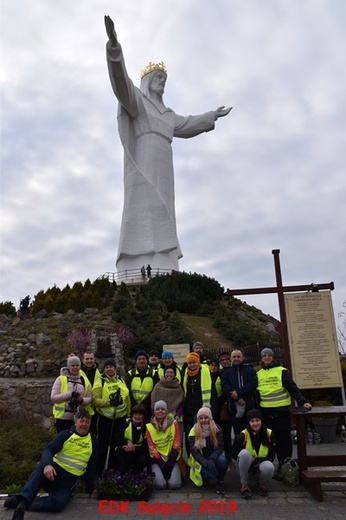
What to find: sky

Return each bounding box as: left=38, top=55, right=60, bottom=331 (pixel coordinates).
left=1, top=0, right=345, bottom=337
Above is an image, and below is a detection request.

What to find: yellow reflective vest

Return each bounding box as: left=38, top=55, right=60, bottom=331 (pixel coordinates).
left=257, top=366, right=291, bottom=408
left=128, top=368, right=156, bottom=403
left=93, top=376, right=130, bottom=419
left=52, top=375, right=92, bottom=418
left=183, top=364, right=212, bottom=407
left=146, top=421, right=180, bottom=461
left=157, top=365, right=182, bottom=383
left=53, top=432, right=92, bottom=476
left=242, top=428, right=272, bottom=458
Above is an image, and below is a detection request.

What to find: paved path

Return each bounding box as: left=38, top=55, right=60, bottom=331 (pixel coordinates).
left=2, top=444, right=345, bottom=520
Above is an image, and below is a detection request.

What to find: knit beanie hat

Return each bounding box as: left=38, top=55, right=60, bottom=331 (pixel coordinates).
left=149, top=349, right=160, bottom=357
left=162, top=350, right=173, bottom=359
left=164, top=365, right=176, bottom=376
left=131, top=404, right=147, bottom=417
left=260, top=348, right=274, bottom=357
left=246, top=409, right=263, bottom=422
left=67, top=355, right=81, bottom=367
left=193, top=341, right=204, bottom=350
left=154, top=400, right=168, bottom=413
left=186, top=352, right=200, bottom=364
left=103, top=358, right=116, bottom=370
left=197, top=407, right=213, bottom=421
left=135, top=349, right=149, bottom=360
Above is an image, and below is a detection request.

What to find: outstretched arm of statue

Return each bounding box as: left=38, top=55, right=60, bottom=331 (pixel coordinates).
left=214, top=106, right=232, bottom=120
left=105, top=15, right=118, bottom=46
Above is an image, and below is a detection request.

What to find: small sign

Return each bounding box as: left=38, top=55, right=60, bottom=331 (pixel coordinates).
left=162, top=344, right=190, bottom=366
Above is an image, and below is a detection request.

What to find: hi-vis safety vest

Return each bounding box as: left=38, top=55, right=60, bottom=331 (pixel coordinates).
left=157, top=365, right=182, bottom=383
left=129, top=369, right=155, bottom=403
left=94, top=378, right=129, bottom=419
left=183, top=364, right=212, bottom=407
left=117, top=421, right=146, bottom=449
left=52, top=375, right=92, bottom=418
left=257, top=366, right=291, bottom=408
left=187, top=429, right=206, bottom=487
left=242, top=428, right=272, bottom=459
left=146, top=422, right=180, bottom=461
left=53, top=432, right=92, bottom=475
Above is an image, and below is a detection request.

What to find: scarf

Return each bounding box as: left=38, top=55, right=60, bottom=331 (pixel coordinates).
left=151, top=377, right=184, bottom=414
left=187, top=364, right=200, bottom=378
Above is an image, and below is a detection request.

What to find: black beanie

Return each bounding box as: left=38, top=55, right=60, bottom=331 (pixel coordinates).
left=103, top=358, right=116, bottom=370
left=246, top=409, right=263, bottom=423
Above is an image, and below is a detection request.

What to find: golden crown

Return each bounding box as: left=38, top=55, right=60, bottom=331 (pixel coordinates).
left=140, top=61, right=167, bottom=79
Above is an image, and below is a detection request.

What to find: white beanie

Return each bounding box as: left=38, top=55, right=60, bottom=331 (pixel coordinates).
left=154, top=400, right=168, bottom=413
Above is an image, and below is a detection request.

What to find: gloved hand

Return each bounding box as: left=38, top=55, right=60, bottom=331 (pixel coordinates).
left=167, top=448, right=178, bottom=467
left=110, top=398, right=119, bottom=407
left=249, top=459, right=260, bottom=475
left=205, top=459, right=218, bottom=475
left=161, top=464, right=173, bottom=481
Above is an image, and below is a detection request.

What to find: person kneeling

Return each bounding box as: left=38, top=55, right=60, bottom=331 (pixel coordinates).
left=188, top=407, right=228, bottom=494
left=146, top=400, right=182, bottom=490
left=232, top=409, right=275, bottom=498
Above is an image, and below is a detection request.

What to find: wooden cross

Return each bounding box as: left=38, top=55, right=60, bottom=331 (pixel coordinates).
left=226, top=249, right=334, bottom=373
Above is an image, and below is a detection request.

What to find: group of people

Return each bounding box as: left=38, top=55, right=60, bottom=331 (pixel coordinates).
left=4, top=342, right=312, bottom=520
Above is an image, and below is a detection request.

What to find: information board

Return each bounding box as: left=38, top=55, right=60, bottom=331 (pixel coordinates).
left=284, top=291, right=342, bottom=389
left=162, top=344, right=190, bottom=366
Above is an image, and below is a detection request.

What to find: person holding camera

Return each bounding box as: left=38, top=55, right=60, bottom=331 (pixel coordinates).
left=51, top=355, right=92, bottom=433
left=92, top=358, right=131, bottom=473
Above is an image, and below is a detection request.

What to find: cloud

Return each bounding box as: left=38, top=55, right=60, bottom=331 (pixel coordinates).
left=1, top=0, right=345, bottom=339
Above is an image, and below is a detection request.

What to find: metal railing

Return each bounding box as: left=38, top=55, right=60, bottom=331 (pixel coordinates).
left=98, top=267, right=175, bottom=284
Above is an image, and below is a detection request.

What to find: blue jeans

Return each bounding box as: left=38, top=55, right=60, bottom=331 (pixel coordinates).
left=19, top=462, right=79, bottom=512
left=201, top=454, right=228, bottom=483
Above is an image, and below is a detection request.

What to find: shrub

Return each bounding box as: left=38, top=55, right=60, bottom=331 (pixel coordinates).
left=0, top=301, right=16, bottom=316
left=0, top=420, right=53, bottom=492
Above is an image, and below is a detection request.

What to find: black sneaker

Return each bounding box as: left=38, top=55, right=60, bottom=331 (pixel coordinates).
left=240, top=484, right=252, bottom=498
left=216, top=481, right=225, bottom=494
left=12, top=509, right=25, bottom=520
left=257, top=483, right=268, bottom=497
left=4, top=496, right=19, bottom=509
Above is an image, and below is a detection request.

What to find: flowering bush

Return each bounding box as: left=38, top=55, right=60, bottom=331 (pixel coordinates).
left=115, top=325, right=134, bottom=350
left=67, top=326, right=92, bottom=355
left=97, top=469, right=154, bottom=498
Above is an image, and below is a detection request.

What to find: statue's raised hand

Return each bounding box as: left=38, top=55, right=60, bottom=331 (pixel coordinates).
left=104, top=15, right=118, bottom=46
left=214, top=106, right=232, bottom=120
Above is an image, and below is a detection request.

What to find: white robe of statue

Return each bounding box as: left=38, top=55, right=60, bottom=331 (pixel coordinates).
left=105, top=17, right=231, bottom=275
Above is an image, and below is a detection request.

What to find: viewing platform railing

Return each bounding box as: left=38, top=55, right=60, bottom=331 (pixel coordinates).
left=98, top=268, right=175, bottom=284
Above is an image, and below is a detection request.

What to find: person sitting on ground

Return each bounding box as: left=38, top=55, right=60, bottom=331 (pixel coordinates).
left=188, top=406, right=228, bottom=494
left=4, top=410, right=98, bottom=520
left=112, top=404, right=149, bottom=473
left=232, top=409, right=276, bottom=499
left=146, top=400, right=182, bottom=490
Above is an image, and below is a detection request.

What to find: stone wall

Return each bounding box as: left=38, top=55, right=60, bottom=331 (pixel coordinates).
left=0, top=332, right=126, bottom=429
left=0, top=379, right=54, bottom=429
